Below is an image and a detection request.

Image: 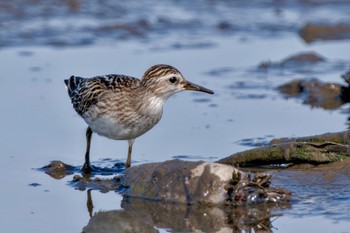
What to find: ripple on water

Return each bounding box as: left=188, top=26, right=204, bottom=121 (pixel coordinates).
left=271, top=169, right=350, bottom=221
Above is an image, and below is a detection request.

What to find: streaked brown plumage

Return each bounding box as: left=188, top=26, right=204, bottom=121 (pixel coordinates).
left=64, top=64, right=214, bottom=172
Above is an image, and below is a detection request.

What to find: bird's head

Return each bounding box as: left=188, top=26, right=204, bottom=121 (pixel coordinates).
left=141, top=64, right=214, bottom=100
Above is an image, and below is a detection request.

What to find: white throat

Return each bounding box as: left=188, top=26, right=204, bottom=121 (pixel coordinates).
left=146, top=95, right=166, bottom=115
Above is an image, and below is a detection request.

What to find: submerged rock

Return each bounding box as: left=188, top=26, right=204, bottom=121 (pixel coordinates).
left=341, top=69, right=350, bottom=85
left=258, top=51, right=326, bottom=73
left=280, top=52, right=325, bottom=66
left=120, top=159, right=290, bottom=206
left=278, top=78, right=343, bottom=109
left=299, top=23, right=350, bottom=43
left=39, top=160, right=77, bottom=179
left=340, top=69, right=350, bottom=102
left=69, top=175, right=121, bottom=193
left=274, top=65, right=350, bottom=109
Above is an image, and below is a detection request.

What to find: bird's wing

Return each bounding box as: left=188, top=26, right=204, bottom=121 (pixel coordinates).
left=64, top=74, right=139, bottom=116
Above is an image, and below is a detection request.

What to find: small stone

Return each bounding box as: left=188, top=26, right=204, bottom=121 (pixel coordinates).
left=73, top=175, right=82, bottom=182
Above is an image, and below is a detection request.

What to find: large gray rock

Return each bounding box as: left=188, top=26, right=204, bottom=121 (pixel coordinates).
left=120, top=159, right=289, bottom=206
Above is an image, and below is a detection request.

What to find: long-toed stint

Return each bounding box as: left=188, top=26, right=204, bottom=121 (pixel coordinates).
left=64, top=64, right=214, bottom=172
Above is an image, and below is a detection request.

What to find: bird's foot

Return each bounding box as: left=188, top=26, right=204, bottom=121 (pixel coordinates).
left=81, top=162, right=124, bottom=175
left=82, top=162, right=94, bottom=174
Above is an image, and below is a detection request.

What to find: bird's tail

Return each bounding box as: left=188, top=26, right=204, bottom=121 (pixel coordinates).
left=64, top=75, right=84, bottom=96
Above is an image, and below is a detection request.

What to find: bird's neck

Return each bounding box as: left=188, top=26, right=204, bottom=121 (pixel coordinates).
left=135, top=88, right=167, bottom=118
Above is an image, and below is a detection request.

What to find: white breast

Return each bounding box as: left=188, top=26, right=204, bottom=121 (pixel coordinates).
left=85, top=117, right=136, bottom=140
left=147, top=96, right=165, bottom=116
left=83, top=94, right=166, bottom=140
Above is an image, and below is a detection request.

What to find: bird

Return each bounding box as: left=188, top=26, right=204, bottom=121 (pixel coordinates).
left=64, top=64, right=214, bottom=173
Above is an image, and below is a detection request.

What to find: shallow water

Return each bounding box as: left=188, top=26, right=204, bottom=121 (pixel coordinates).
left=1, top=1, right=350, bottom=232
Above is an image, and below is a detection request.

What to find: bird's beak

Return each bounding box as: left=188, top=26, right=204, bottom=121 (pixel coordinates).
left=183, top=81, right=214, bottom=94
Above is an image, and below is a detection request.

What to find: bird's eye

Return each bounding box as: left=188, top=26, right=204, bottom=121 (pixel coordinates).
left=169, top=76, right=177, bottom=83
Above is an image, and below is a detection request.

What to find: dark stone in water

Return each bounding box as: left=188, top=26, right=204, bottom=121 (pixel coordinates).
left=258, top=52, right=325, bottom=71
left=70, top=175, right=121, bottom=193
left=278, top=78, right=344, bottom=109
left=341, top=69, right=350, bottom=84
left=39, top=160, right=77, bottom=180
left=299, top=23, right=350, bottom=43
left=280, top=52, right=325, bottom=65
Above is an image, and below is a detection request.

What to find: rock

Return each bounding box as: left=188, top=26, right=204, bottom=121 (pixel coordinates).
left=280, top=52, right=325, bottom=66
left=278, top=78, right=343, bottom=109
left=39, top=160, right=77, bottom=179
left=218, top=131, right=350, bottom=167
left=120, top=159, right=290, bottom=206
left=340, top=69, right=350, bottom=102
left=69, top=175, right=121, bottom=193
left=270, top=131, right=350, bottom=145
left=341, top=69, right=350, bottom=85
left=299, top=23, right=350, bottom=43
left=277, top=79, right=304, bottom=96
left=258, top=52, right=325, bottom=71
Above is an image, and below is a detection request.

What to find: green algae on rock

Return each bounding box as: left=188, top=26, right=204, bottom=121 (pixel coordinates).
left=218, top=131, right=350, bottom=167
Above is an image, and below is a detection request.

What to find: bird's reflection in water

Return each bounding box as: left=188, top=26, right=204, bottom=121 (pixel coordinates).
left=83, top=190, right=288, bottom=233
left=86, top=190, right=94, bottom=218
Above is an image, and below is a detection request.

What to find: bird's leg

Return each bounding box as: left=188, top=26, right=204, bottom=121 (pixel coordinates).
left=126, top=139, right=134, bottom=169
left=83, top=127, right=93, bottom=173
